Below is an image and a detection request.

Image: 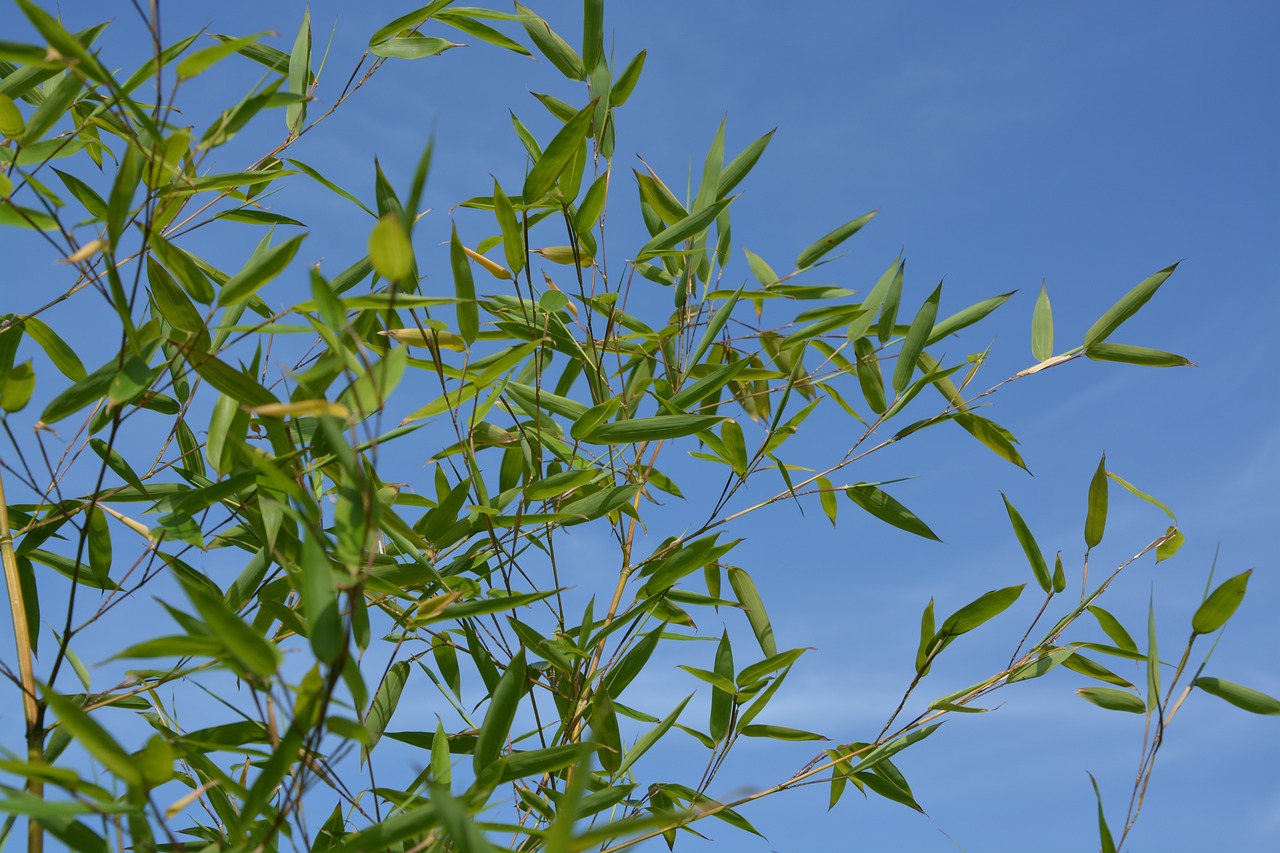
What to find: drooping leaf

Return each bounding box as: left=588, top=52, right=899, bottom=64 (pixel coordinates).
left=845, top=483, right=940, bottom=541
left=1001, top=493, right=1051, bottom=593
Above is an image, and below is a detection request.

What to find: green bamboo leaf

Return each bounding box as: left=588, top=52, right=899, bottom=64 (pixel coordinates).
left=22, top=70, right=81, bottom=144
left=915, top=598, right=935, bottom=673
left=603, top=625, right=664, bottom=700
left=493, top=180, right=525, bottom=274
left=816, top=475, right=838, bottom=526
left=37, top=359, right=115, bottom=425
left=936, top=585, right=1024, bottom=645
left=180, top=577, right=280, bottom=679
left=582, top=0, right=604, bottom=71
left=1076, top=687, right=1146, bottom=714
left=592, top=688, right=622, bottom=774
left=148, top=257, right=209, bottom=348
left=0, top=93, right=25, bottom=138
left=719, top=129, right=775, bottom=198
left=1001, top=494, right=1051, bottom=593
left=739, top=724, right=827, bottom=741
left=176, top=33, right=267, bottom=80
left=1106, top=471, right=1176, bottom=521
left=52, top=168, right=107, bottom=219
left=925, top=290, right=1014, bottom=345
left=369, top=213, right=414, bottom=282
left=85, top=506, right=111, bottom=587
left=852, top=336, right=887, bottom=414
left=0, top=360, right=34, bottom=412
left=24, top=315, right=87, bottom=381
left=1192, top=570, right=1251, bottom=635
left=216, top=233, right=306, bottom=307
left=728, top=567, right=776, bottom=657
left=41, top=690, right=142, bottom=788
left=1031, top=282, right=1053, bottom=361
left=435, top=10, right=531, bottom=56
left=955, top=413, right=1027, bottom=471
left=720, top=419, right=748, bottom=476
left=1156, top=525, right=1185, bottom=562
left=635, top=197, right=732, bottom=261
left=178, top=344, right=277, bottom=408
left=286, top=158, right=375, bottom=218
left=301, top=531, right=343, bottom=664
left=431, top=719, right=452, bottom=784
left=450, top=223, right=479, bottom=344
left=1085, top=342, right=1195, bottom=368
left=616, top=693, right=691, bottom=776
left=285, top=9, right=311, bottom=134
left=370, top=37, right=461, bottom=59
left=1193, top=677, right=1280, bottom=715
left=474, top=649, right=526, bottom=773
left=737, top=648, right=807, bottom=689
left=1085, top=453, right=1107, bottom=549
left=368, top=0, right=453, bottom=44
left=517, top=3, right=585, bottom=80
left=795, top=209, right=877, bottom=269
left=845, top=483, right=940, bottom=541
left=1084, top=263, right=1179, bottom=347
left=686, top=285, right=743, bottom=376
left=570, top=396, right=620, bottom=441
left=1146, top=598, right=1160, bottom=710
left=610, top=49, right=646, bottom=106
left=366, top=661, right=409, bottom=755
left=523, top=100, right=595, bottom=201
left=579, top=414, right=722, bottom=444
left=1087, top=605, right=1139, bottom=653
left=150, top=233, right=215, bottom=303
left=892, top=283, right=941, bottom=394
left=1090, top=774, right=1119, bottom=853
left=709, top=630, right=734, bottom=743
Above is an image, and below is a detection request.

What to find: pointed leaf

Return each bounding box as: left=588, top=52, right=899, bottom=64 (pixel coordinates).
left=796, top=210, right=877, bottom=269
left=1193, top=677, right=1280, bottom=715
left=1192, top=570, right=1251, bottom=635
left=845, top=483, right=940, bottom=541
left=1084, top=263, right=1178, bottom=347
left=1084, top=454, right=1107, bottom=549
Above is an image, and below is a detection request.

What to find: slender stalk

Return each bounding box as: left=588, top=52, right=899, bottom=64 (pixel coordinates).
left=0, top=469, right=42, bottom=853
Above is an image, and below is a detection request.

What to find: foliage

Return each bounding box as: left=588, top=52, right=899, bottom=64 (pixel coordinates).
left=0, top=2, right=1272, bottom=852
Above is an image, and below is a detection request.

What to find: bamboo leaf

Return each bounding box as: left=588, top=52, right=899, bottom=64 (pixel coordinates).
left=1001, top=493, right=1051, bottom=593
left=42, top=690, right=142, bottom=788
left=366, top=661, right=409, bottom=755
left=1193, top=677, right=1280, bottom=715
left=796, top=209, right=877, bottom=269
left=1076, top=687, right=1146, bottom=714
left=578, top=414, right=722, bottom=444
left=845, top=483, right=940, bottom=541
left=1085, top=342, right=1194, bottom=368
left=1192, top=570, right=1251, bottom=635
left=1084, top=263, right=1178, bottom=347
left=523, top=100, right=595, bottom=201
left=635, top=198, right=732, bottom=262
left=450, top=223, right=479, bottom=344
left=1031, top=282, right=1053, bottom=361
left=370, top=37, right=461, bottom=59
left=1084, top=453, right=1107, bottom=549
left=728, top=567, right=776, bottom=657
left=474, top=649, right=526, bottom=772
left=892, top=283, right=941, bottom=394
left=217, top=233, right=306, bottom=307
left=517, top=3, right=585, bottom=80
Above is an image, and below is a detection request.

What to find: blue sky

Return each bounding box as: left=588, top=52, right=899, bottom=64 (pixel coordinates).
left=1, top=1, right=1277, bottom=851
